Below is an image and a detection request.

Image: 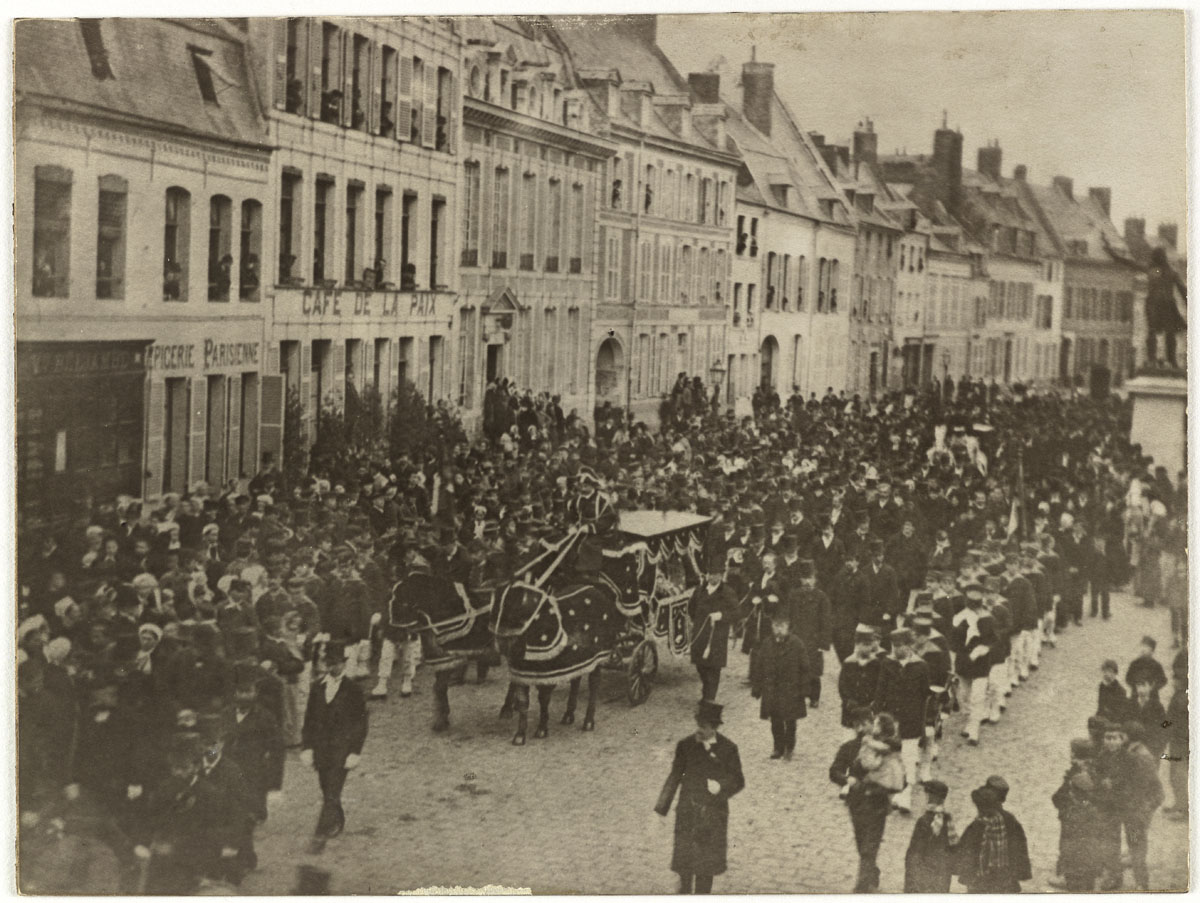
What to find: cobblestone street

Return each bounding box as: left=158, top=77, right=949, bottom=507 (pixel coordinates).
left=243, top=592, right=1188, bottom=894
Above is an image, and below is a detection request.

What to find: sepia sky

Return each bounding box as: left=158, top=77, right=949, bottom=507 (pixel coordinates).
left=658, top=10, right=1188, bottom=244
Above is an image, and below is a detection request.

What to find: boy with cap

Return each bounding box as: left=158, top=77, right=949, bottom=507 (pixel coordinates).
left=300, top=640, right=369, bottom=854
left=750, top=610, right=809, bottom=760
left=904, top=779, right=957, bottom=893
left=838, top=625, right=882, bottom=737
left=875, top=626, right=931, bottom=814
left=951, top=585, right=994, bottom=746
left=654, top=701, right=745, bottom=894
left=1051, top=738, right=1100, bottom=890
left=1096, top=659, right=1130, bottom=724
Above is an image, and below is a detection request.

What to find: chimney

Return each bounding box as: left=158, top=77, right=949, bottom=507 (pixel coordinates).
left=1158, top=223, right=1178, bottom=249
left=742, top=57, right=774, bottom=137
left=809, top=132, right=826, bottom=148
left=627, top=14, right=656, bottom=46
left=688, top=72, right=720, bottom=104
left=853, top=118, right=878, bottom=164
left=1013, top=164, right=1027, bottom=181
left=819, top=144, right=841, bottom=174
left=1087, top=187, right=1112, bottom=217
left=976, top=140, right=1002, bottom=182
left=1124, top=217, right=1146, bottom=243
left=1052, top=176, right=1074, bottom=199
left=931, top=117, right=963, bottom=214
left=836, top=145, right=850, bottom=170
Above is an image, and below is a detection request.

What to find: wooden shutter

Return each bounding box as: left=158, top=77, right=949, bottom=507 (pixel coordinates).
left=308, top=20, right=324, bottom=120
left=260, top=375, right=284, bottom=466
left=272, top=18, right=288, bottom=110
left=267, top=342, right=280, bottom=375
left=596, top=225, right=606, bottom=294
left=362, top=341, right=375, bottom=393
left=206, top=378, right=227, bottom=486
left=190, top=376, right=207, bottom=489
left=397, top=56, right=413, bottom=141
left=332, top=341, right=346, bottom=406
left=446, top=74, right=457, bottom=154
left=227, top=374, right=242, bottom=482
left=369, top=41, right=381, bottom=135
left=422, top=66, right=436, bottom=148
left=620, top=229, right=634, bottom=301
left=144, top=379, right=165, bottom=498
left=300, top=342, right=313, bottom=441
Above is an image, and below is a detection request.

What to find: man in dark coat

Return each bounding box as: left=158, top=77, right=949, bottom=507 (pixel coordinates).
left=689, top=558, right=739, bottom=702
left=838, top=625, right=883, bottom=732
left=786, top=559, right=830, bottom=703
left=300, top=641, right=369, bottom=853
left=810, top=519, right=846, bottom=593
left=862, top=539, right=901, bottom=639
left=750, top=611, right=809, bottom=759
left=223, top=665, right=284, bottom=824
left=828, top=550, right=867, bottom=662
left=875, top=627, right=931, bottom=813
left=1126, top=636, right=1168, bottom=704
left=654, top=701, right=745, bottom=894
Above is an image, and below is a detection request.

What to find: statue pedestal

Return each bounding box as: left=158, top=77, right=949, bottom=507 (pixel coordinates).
left=1127, top=373, right=1188, bottom=481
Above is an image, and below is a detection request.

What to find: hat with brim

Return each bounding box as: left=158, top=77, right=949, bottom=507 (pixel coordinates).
left=695, top=700, right=724, bottom=726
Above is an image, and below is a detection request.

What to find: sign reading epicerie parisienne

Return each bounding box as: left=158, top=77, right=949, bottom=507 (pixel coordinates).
left=148, top=340, right=260, bottom=372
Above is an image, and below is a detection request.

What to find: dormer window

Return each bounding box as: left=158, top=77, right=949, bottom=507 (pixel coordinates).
left=189, top=45, right=218, bottom=104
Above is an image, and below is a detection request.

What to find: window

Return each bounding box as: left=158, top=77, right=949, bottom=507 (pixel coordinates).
left=749, top=218, right=758, bottom=256
left=79, top=19, right=114, bottom=80
left=1064, top=285, right=1074, bottom=319
left=401, top=193, right=416, bottom=288
left=639, top=241, right=652, bottom=298
left=320, top=23, right=342, bottom=124
left=491, top=167, right=509, bottom=269
left=350, top=35, right=369, bottom=131
left=717, top=181, right=727, bottom=225
left=32, top=166, right=72, bottom=298
left=284, top=19, right=304, bottom=114
left=189, top=46, right=219, bottom=104
left=680, top=246, right=693, bottom=303
left=520, top=173, right=537, bottom=271
left=207, top=195, right=232, bottom=301
left=659, top=241, right=672, bottom=298
left=461, top=162, right=481, bottom=267
left=736, top=215, right=747, bottom=255
left=545, top=178, right=562, bottom=272
left=733, top=282, right=742, bottom=323
left=313, top=178, right=332, bottom=284
left=746, top=285, right=756, bottom=325
left=278, top=172, right=300, bottom=284
left=239, top=199, right=262, bottom=301
left=684, top=174, right=695, bottom=221
left=96, top=175, right=127, bottom=299
left=714, top=250, right=725, bottom=303
left=645, top=164, right=656, bottom=213
left=699, top=178, right=711, bottom=224
left=781, top=254, right=791, bottom=310
left=436, top=66, right=453, bottom=152
left=373, top=188, right=392, bottom=286
left=698, top=248, right=710, bottom=303
left=163, top=187, right=190, bottom=301
left=379, top=45, right=397, bottom=137
left=765, top=253, right=777, bottom=309
left=430, top=198, right=444, bottom=287
left=797, top=256, right=807, bottom=310
left=345, top=183, right=363, bottom=284
left=817, top=258, right=827, bottom=311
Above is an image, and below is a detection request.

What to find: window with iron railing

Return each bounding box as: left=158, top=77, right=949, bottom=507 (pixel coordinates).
left=96, top=175, right=127, bottom=300
left=33, top=166, right=72, bottom=298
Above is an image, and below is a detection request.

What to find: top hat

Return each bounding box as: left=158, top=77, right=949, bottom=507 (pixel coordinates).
left=695, top=700, right=724, bottom=727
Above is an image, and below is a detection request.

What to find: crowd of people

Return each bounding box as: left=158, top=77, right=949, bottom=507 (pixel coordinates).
left=15, top=370, right=1189, bottom=893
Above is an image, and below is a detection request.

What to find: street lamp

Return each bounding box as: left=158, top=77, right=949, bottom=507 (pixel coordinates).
left=709, top=358, right=727, bottom=412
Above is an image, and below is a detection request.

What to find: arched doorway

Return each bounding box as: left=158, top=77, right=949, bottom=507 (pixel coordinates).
left=760, top=335, right=779, bottom=388
left=595, top=337, right=624, bottom=402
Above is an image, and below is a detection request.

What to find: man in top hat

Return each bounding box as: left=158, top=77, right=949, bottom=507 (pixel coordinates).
left=951, top=585, right=995, bottom=746
left=654, top=700, right=745, bottom=894
left=566, top=466, right=618, bottom=537
left=876, top=627, right=932, bottom=813
left=838, top=625, right=883, bottom=735
left=223, top=663, right=284, bottom=825
left=300, top=639, right=369, bottom=853
left=689, top=554, right=739, bottom=702
left=828, top=548, right=867, bottom=663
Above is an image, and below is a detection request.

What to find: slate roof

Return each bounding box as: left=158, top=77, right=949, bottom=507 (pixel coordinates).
left=15, top=17, right=269, bottom=148
left=1025, top=180, right=1131, bottom=263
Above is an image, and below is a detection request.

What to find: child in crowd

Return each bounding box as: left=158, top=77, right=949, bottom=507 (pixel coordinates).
left=1051, top=738, right=1102, bottom=890
left=1096, top=658, right=1129, bottom=723
left=904, top=779, right=957, bottom=892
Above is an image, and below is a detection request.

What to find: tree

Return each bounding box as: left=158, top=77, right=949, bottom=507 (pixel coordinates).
left=282, top=385, right=308, bottom=490
left=387, top=380, right=433, bottom=461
